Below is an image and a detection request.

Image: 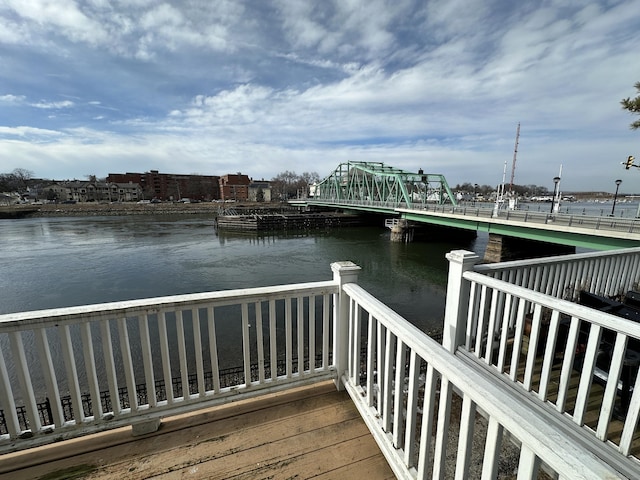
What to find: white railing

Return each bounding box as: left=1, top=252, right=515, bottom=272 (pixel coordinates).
left=475, top=247, right=640, bottom=301
left=1, top=259, right=630, bottom=478
left=443, top=249, right=640, bottom=478
left=339, top=281, right=621, bottom=479
left=0, top=278, right=341, bottom=452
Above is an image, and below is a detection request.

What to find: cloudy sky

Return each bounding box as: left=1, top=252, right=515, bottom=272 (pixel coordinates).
left=1, top=0, right=639, bottom=192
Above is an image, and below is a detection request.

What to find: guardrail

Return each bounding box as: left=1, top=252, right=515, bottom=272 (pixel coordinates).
left=443, top=249, right=640, bottom=478
left=0, top=279, right=340, bottom=452
left=340, top=281, right=622, bottom=479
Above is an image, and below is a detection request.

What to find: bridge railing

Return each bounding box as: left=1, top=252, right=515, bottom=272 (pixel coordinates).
left=0, top=278, right=340, bottom=452
left=340, top=280, right=620, bottom=479
left=444, top=249, right=640, bottom=476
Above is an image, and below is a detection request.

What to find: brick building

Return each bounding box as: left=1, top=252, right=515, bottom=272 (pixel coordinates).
left=107, top=170, right=220, bottom=201
left=219, top=173, right=251, bottom=202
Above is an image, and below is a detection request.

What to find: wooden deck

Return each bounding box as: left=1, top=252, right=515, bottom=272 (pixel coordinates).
left=2, top=381, right=395, bottom=480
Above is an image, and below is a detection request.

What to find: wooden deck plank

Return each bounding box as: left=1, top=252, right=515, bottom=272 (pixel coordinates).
left=4, top=381, right=394, bottom=480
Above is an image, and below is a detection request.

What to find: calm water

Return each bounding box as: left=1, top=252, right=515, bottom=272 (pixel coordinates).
left=0, top=215, right=488, bottom=332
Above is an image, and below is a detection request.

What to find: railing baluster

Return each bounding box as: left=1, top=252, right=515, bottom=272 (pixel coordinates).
left=508, top=299, right=526, bottom=381
left=416, top=364, right=437, bottom=479
left=117, top=317, right=138, bottom=410
left=481, top=417, right=503, bottom=479
left=207, top=306, right=220, bottom=393
left=241, top=302, right=251, bottom=387
left=322, top=295, right=330, bottom=370
left=269, top=300, right=277, bottom=380
left=382, top=329, right=395, bottom=432
left=538, top=310, right=560, bottom=401
left=573, top=324, right=602, bottom=425
left=285, top=297, right=292, bottom=378
left=432, top=376, right=453, bottom=479
left=351, top=299, right=361, bottom=384
left=455, top=394, right=476, bottom=479
left=176, top=310, right=189, bottom=399
left=255, top=301, right=265, bottom=382
left=80, top=322, right=102, bottom=419
left=0, top=342, right=20, bottom=436
left=620, top=366, right=640, bottom=455
left=138, top=313, right=157, bottom=407
left=192, top=308, right=205, bottom=396
left=474, top=285, right=488, bottom=355
left=596, top=333, right=627, bottom=440
left=308, top=296, right=315, bottom=373
left=297, top=296, right=304, bottom=376
left=59, top=325, right=84, bottom=423
left=496, top=294, right=513, bottom=372
left=403, top=349, right=419, bottom=468
left=157, top=311, right=173, bottom=403
left=523, top=304, right=542, bottom=391
left=100, top=319, right=121, bottom=414
left=365, top=313, right=376, bottom=407
left=376, top=321, right=385, bottom=411
left=556, top=316, right=580, bottom=413
left=484, top=288, right=499, bottom=363
left=34, top=328, right=64, bottom=427
left=392, top=340, right=405, bottom=449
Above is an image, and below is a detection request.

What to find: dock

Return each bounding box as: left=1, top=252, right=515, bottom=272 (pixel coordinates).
left=215, top=211, right=363, bottom=231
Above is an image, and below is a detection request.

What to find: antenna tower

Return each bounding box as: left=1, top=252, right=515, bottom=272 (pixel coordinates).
left=509, top=122, right=520, bottom=193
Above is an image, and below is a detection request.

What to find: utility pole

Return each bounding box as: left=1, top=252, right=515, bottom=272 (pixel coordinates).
left=509, top=122, right=520, bottom=194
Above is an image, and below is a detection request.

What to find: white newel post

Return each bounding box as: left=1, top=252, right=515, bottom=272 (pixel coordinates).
left=331, top=261, right=362, bottom=391
left=443, top=250, right=480, bottom=353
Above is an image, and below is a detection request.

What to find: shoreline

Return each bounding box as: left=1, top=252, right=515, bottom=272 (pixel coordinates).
left=6, top=202, right=285, bottom=218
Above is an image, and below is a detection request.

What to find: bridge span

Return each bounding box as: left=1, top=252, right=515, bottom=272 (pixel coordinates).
left=293, top=161, right=640, bottom=259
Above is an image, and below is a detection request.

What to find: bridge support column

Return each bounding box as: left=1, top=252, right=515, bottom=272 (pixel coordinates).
left=484, top=234, right=575, bottom=263
left=390, top=219, right=413, bottom=242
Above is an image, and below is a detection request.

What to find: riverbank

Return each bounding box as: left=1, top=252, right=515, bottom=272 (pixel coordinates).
left=14, top=202, right=290, bottom=217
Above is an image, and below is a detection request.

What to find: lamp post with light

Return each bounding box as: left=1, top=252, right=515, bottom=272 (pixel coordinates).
left=550, top=176, right=561, bottom=214
left=610, top=179, right=622, bottom=216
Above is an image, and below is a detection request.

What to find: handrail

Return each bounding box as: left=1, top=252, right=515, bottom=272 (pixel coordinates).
left=340, top=282, right=621, bottom=479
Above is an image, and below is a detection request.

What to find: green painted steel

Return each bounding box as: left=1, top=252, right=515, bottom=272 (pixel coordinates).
left=314, top=161, right=457, bottom=208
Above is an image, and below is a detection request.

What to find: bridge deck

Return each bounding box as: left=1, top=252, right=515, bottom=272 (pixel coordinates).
left=2, top=381, right=394, bottom=480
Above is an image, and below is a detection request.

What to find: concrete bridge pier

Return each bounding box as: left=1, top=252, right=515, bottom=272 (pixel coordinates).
left=390, top=219, right=413, bottom=242
left=484, top=233, right=575, bottom=263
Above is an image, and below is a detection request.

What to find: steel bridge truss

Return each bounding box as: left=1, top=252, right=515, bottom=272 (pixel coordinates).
left=314, top=161, right=457, bottom=208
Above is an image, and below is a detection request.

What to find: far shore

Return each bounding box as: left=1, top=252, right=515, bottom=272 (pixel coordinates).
left=1, top=201, right=294, bottom=218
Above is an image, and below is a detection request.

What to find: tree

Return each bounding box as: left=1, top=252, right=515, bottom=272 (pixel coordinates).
left=0, top=168, right=34, bottom=192
left=621, top=81, right=640, bottom=130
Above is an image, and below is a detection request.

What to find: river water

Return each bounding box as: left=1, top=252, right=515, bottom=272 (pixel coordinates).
left=0, top=215, right=487, bottom=333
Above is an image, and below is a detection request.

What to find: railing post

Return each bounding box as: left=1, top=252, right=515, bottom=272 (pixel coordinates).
left=443, top=250, right=480, bottom=353
left=331, top=261, right=362, bottom=390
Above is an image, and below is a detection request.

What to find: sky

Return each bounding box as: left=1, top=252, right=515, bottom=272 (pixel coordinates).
left=1, top=0, right=640, bottom=193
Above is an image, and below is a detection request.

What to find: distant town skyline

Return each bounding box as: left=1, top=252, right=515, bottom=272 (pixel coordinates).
left=1, top=1, right=639, bottom=193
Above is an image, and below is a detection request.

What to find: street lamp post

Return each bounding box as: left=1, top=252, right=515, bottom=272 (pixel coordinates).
left=610, top=179, right=622, bottom=216
left=473, top=184, right=478, bottom=206
left=550, top=176, right=561, bottom=214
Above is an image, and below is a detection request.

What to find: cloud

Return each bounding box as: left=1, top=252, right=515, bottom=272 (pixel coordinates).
left=29, top=100, right=75, bottom=109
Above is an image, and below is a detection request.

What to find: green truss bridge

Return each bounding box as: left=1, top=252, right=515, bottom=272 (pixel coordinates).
left=292, top=161, right=640, bottom=258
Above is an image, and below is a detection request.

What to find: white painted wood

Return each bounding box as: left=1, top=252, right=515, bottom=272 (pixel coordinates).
left=322, top=294, right=330, bottom=370
left=620, top=365, right=640, bottom=455
left=285, top=298, right=292, bottom=379
left=516, top=445, right=540, bottom=480
left=9, top=331, right=40, bottom=433
left=207, top=306, right=221, bottom=393
left=269, top=300, right=277, bottom=381
left=480, top=417, right=502, bottom=480
left=297, top=296, right=304, bottom=376
left=596, top=333, right=627, bottom=440
left=403, top=349, right=419, bottom=468
left=100, top=319, right=122, bottom=414
left=34, top=327, right=64, bottom=427
left=392, top=340, right=405, bottom=449
left=80, top=322, right=102, bottom=419
left=382, top=328, right=395, bottom=433
left=241, top=302, right=251, bottom=387
left=59, top=325, right=84, bottom=424
left=192, top=308, right=205, bottom=395
left=308, top=296, right=315, bottom=373
left=255, top=301, right=265, bottom=382
left=366, top=312, right=375, bottom=408
left=433, top=376, right=452, bottom=480
left=556, top=316, right=580, bottom=413
left=523, top=304, right=542, bottom=391
left=538, top=310, right=560, bottom=401
left=138, top=314, right=157, bottom=407
left=117, top=317, right=138, bottom=411
left=416, top=364, right=437, bottom=480
left=157, top=311, right=174, bottom=404
left=454, top=394, right=476, bottom=480
left=573, top=324, right=601, bottom=425
left=175, top=310, right=189, bottom=400
left=0, top=342, right=20, bottom=436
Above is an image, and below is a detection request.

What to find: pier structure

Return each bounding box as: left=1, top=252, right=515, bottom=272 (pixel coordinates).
left=2, top=248, right=640, bottom=478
